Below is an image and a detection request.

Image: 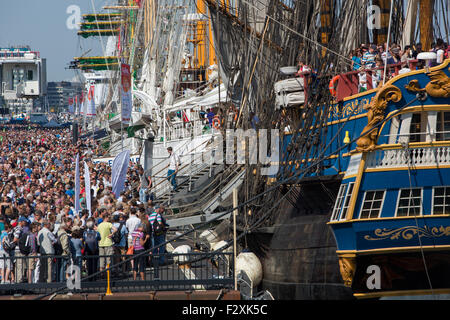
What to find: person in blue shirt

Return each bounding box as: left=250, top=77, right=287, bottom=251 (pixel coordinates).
left=70, top=229, right=84, bottom=272
left=65, top=184, right=74, bottom=197
left=24, top=165, right=32, bottom=179
left=206, top=109, right=215, bottom=126
left=351, top=49, right=362, bottom=71
left=249, top=112, right=260, bottom=130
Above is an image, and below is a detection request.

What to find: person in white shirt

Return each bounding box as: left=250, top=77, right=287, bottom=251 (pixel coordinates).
left=125, top=208, right=141, bottom=247
left=435, top=39, right=445, bottom=65
left=436, top=47, right=445, bottom=64
left=167, top=147, right=180, bottom=191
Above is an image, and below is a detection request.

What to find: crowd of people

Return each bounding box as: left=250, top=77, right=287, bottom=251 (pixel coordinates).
left=0, top=124, right=169, bottom=284
left=350, top=39, right=449, bottom=91
left=295, top=38, right=450, bottom=94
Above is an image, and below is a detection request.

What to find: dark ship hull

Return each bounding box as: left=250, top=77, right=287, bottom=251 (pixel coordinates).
left=246, top=178, right=354, bottom=299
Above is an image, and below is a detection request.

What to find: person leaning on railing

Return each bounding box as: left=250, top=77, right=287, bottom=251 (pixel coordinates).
left=82, top=218, right=101, bottom=281
left=37, top=219, right=56, bottom=283
left=0, top=223, right=13, bottom=283
left=97, top=213, right=117, bottom=275
left=56, top=218, right=71, bottom=283
left=149, top=206, right=170, bottom=280
left=131, top=223, right=149, bottom=281
left=112, top=214, right=128, bottom=276
left=27, top=222, right=39, bottom=284
left=12, top=216, right=28, bottom=283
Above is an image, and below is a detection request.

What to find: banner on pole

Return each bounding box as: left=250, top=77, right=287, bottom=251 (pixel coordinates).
left=68, top=98, right=74, bottom=114
left=87, top=85, right=96, bottom=116
left=84, top=161, right=92, bottom=217
left=111, top=150, right=130, bottom=198
left=121, top=63, right=132, bottom=124
left=74, top=154, right=80, bottom=215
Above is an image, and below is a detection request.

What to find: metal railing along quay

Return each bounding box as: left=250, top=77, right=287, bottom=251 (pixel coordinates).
left=0, top=251, right=234, bottom=295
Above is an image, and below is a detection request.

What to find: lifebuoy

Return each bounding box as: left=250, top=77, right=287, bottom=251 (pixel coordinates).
left=212, top=116, right=221, bottom=129
left=329, top=75, right=340, bottom=97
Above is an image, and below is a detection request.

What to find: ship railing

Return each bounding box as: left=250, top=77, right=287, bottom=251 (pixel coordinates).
left=159, top=119, right=213, bottom=142
left=366, top=143, right=450, bottom=169
left=335, top=60, right=419, bottom=101
left=0, top=251, right=233, bottom=295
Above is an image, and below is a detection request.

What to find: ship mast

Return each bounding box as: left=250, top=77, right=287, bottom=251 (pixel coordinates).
left=419, top=0, right=435, bottom=51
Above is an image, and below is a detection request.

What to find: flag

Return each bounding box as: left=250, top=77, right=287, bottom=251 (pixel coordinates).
left=84, top=161, right=92, bottom=217
left=121, top=63, right=132, bottom=125
left=87, top=85, right=96, bottom=116
left=182, top=111, right=189, bottom=123
left=111, top=150, right=130, bottom=199
left=74, top=154, right=80, bottom=215
left=68, top=98, right=74, bottom=114
left=82, top=96, right=87, bottom=116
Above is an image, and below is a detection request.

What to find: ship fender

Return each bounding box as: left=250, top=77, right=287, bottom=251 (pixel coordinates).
left=199, top=229, right=219, bottom=249
left=172, top=245, right=192, bottom=264
left=211, top=240, right=232, bottom=268
left=236, top=252, right=263, bottom=287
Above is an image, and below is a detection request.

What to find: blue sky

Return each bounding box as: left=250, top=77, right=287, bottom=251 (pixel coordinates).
left=0, top=0, right=107, bottom=82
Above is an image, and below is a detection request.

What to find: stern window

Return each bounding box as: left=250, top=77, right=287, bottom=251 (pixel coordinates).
left=359, top=190, right=385, bottom=219
left=432, top=186, right=450, bottom=214
left=437, top=112, right=450, bottom=141
left=331, top=184, right=347, bottom=221
left=396, top=188, right=422, bottom=216
left=331, top=182, right=355, bottom=221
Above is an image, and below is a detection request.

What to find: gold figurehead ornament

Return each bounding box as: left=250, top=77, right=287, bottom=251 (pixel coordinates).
left=405, top=69, right=450, bottom=98
left=356, top=85, right=402, bottom=152
left=338, top=256, right=356, bottom=287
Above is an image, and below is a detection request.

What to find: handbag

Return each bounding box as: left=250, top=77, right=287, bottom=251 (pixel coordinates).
left=126, top=245, right=134, bottom=255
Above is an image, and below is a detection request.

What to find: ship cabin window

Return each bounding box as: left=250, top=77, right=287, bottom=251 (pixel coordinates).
left=359, top=190, right=385, bottom=219
left=341, top=183, right=354, bottom=219
left=331, top=182, right=354, bottom=221
left=436, top=112, right=450, bottom=141
left=396, top=188, right=422, bottom=217
left=27, top=70, right=33, bottom=81
left=409, top=113, right=422, bottom=143
left=432, top=186, right=450, bottom=214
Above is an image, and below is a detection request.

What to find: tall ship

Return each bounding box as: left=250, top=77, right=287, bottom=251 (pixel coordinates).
left=70, top=0, right=450, bottom=300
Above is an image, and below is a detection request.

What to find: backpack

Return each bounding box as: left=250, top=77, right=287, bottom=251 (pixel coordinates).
left=84, top=229, right=99, bottom=253
left=18, top=232, right=31, bottom=255
left=112, top=223, right=123, bottom=245
left=152, top=214, right=166, bottom=237
left=2, top=232, right=16, bottom=252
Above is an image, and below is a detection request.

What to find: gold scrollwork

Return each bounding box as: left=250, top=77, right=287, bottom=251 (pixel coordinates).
left=364, top=225, right=450, bottom=241
left=356, top=85, right=402, bottom=152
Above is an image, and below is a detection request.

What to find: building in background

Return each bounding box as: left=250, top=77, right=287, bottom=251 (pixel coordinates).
left=0, top=46, right=47, bottom=117
left=47, top=81, right=83, bottom=113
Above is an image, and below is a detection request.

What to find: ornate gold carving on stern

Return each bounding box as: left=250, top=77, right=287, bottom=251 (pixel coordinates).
left=364, top=225, right=450, bottom=241
left=338, top=256, right=356, bottom=287
left=356, top=85, right=402, bottom=152
left=405, top=70, right=450, bottom=98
